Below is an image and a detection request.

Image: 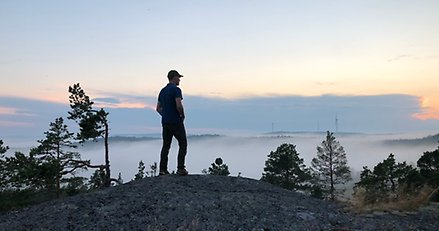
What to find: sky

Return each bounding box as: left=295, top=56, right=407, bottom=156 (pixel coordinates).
left=1, top=0, right=439, bottom=140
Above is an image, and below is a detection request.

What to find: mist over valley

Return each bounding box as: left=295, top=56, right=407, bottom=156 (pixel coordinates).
left=17, top=132, right=436, bottom=182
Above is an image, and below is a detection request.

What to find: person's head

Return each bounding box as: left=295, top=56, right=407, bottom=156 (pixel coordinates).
left=167, top=70, right=183, bottom=85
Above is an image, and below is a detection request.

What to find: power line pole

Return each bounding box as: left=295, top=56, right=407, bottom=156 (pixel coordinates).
left=335, top=114, right=339, bottom=133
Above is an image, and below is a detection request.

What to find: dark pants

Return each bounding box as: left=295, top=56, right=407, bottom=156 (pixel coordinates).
left=160, top=122, right=187, bottom=172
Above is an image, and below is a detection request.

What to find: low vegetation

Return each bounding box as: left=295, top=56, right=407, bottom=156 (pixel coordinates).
left=202, top=157, right=230, bottom=176
left=352, top=145, right=439, bottom=212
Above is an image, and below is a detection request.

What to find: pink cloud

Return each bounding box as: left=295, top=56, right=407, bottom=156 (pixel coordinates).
left=413, top=97, right=439, bottom=120
left=94, top=101, right=156, bottom=110
left=0, top=107, right=17, bottom=115
left=413, top=111, right=439, bottom=120
left=0, top=107, right=36, bottom=116
left=92, top=96, right=156, bottom=110
left=0, top=120, right=33, bottom=127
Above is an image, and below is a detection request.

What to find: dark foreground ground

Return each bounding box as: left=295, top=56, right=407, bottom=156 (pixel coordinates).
left=0, top=175, right=438, bottom=231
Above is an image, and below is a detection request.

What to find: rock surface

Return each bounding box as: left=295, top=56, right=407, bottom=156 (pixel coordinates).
left=1, top=175, right=438, bottom=230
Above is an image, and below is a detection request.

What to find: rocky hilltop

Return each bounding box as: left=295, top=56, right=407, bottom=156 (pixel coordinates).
left=1, top=175, right=438, bottom=230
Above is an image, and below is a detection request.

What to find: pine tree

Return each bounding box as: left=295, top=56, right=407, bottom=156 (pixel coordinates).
left=311, top=131, right=351, bottom=200
left=134, top=160, right=146, bottom=180
left=355, top=153, right=416, bottom=203
left=31, top=117, right=87, bottom=197
left=89, top=168, right=106, bottom=190
left=0, top=140, right=9, bottom=189
left=149, top=162, right=158, bottom=177
left=63, top=176, right=88, bottom=196
left=68, top=83, right=112, bottom=187
left=117, top=172, right=123, bottom=185
left=206, top=157, right=230, bottom=176
left=417, top=145, right=439, bottom=187
left=261, top=143, right=311, bottom=190
left=3, top=151, right=42, bottom=189
left=0, top=140, right=8, bottom=155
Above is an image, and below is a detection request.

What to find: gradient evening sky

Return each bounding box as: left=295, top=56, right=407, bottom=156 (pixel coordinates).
left=1, top=0, right=439, bottom=137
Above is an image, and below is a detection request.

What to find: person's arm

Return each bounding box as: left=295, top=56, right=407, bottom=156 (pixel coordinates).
left=156, top=102, right=163, bottom=116
left=175, top=97, right=185, bottom=120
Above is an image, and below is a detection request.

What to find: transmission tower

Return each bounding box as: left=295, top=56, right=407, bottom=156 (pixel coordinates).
left=335, top=114, right=339, bottom=133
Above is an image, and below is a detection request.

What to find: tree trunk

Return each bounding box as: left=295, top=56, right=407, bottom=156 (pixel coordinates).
left=390, top=178, right=396, bottom=192
left=56, top=143, right=61, bottom=198
left=329, top=143, right=335, bottom=201
left=56, top=174, right=61, bottom=198
left=104, top=122, right=111, bottom=187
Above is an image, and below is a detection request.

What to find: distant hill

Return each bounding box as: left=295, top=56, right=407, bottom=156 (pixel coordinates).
left=384, top=133, right=439, bottom=146
left=109, top=136, right=159, bottom=142
left=1, top=175, right=438, bottom=230
left=264, top=131, right=362, bottom=136
left=82, top=134, right=223, bottom=145
left=187, top=134, right=222, bottom=140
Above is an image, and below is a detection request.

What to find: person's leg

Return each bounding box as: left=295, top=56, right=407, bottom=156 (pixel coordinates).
left=159, top=124, right=173, bottom=173
left=174, top=122, right=188, bottom=170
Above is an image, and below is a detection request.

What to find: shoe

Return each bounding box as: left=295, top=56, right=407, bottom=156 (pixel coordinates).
left=177, top=168, right=188, bottom=176
left=159, top=170, right=170, bottom=176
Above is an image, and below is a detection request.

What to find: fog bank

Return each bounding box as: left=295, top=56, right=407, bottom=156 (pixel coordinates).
left=75, top=132, right=438, bottom=181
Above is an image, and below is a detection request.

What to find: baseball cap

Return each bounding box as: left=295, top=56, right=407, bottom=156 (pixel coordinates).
left=167, top=70, right=183, bottom=79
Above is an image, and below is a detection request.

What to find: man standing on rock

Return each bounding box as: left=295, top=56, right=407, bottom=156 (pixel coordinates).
left=156, top=70, right=189, bottom=176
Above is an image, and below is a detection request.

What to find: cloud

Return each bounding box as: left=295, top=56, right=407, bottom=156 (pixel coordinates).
left=414, top=111, right=439, bottom=120
left=184, top=94, right=438, bottom=134
left=387, top=54, right=439, bottom=62
left=0, top=106, right=36, bottom=117
left=413, top=96, right=439, bottom=120
left=1, top=94, right=439, bottom=138
left=0, top=97, right=70, bottom=138
left=93, top=97, right=123, bottom=108
left=315, top=81, right=337, bottom=86
left=387, top=54, right=411, bottom=62
left=92, top=93, right=156, bottom=110
left=0, top=120, right=33, bottom=127
left=93, top=97, right=121, bottom=104
left=0, top=107, right=17, bottom=115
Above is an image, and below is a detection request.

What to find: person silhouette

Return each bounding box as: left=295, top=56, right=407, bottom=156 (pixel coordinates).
left=156, top=70, right=188, bottom=176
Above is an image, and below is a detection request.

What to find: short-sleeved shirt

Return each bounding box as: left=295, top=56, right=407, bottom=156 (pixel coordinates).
left=158, top=83, right=183, bottom=124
